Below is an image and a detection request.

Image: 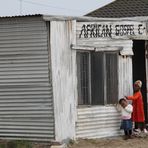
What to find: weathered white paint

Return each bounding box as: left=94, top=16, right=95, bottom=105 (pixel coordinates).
left=76, top=37, right=133, bottom=55
left=50, top=20, right=77, bottom=142
left=75, top=39, right=133, bottom=139
left=43, top=15, right=148, bottom=22
left=71, top=44, right=123, bottom=52
left=118, top=55, right=133, bottom=98
left=45, top=16, right=147, bottom=141
left=76, top=21, right=147, bottom=41
left=0, top=14, right=147, bottom=142
left=76, top=106, right=122, bottom=138
left=47, top=16, right=148, bottom=141
left=95, top=46, right=123, bottom=52
left=76, top=54, right=133, bottom=139
left=71, top=45, right=95, bottom=51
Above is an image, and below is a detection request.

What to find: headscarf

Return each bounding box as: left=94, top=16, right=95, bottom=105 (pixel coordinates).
left=134, top=80, right=142, bottom=88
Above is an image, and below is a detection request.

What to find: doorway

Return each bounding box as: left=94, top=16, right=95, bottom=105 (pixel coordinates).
left=132, top=40, right=147, bottom=123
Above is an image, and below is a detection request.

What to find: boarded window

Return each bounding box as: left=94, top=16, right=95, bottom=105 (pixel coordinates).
left=77, top=51, right=118, bottom=105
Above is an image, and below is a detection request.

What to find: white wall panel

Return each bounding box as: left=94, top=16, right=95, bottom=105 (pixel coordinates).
left=50, top=20, right=77, bottom=142
left=76, top=106, right=121, bottom=138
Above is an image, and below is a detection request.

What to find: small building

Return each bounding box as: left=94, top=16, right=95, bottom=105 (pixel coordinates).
left=0, top=12, right=147, bottom=142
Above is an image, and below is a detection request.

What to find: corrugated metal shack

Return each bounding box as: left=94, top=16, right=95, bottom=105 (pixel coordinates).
left=0, top=14, right=147, bottom=143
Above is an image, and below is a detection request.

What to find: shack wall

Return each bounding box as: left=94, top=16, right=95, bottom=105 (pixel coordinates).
left=75, top=20, right=134, bottom=138
left=50, top=20, right=77, bottom=142
left=75, top=45, right=133, bottom=139
left=0, top=16, right=55, bottom=141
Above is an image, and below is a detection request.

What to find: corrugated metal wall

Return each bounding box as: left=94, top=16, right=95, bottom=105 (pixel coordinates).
left=76, top=33, right=133, bottom=139
left=118, top=56, right=133, bottom=98
left=0, top=17, right=54, bottom=141
left=76, top=55, right=133, bottom=139
left=76, top=106, right=121, bottom=138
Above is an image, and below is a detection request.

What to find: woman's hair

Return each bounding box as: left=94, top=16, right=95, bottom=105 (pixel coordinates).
left=119, top=98, right=126, bottom=104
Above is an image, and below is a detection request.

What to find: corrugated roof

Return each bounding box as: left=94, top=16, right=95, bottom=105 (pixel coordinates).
left=0, top=13, right=148, bottom=22
left=0, top=14, right=42, bottom=18
left=86, top=0, right=148, bottom=18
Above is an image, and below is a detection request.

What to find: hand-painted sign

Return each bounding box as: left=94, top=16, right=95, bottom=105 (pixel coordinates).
left=77, top=21, right=146, bottom=39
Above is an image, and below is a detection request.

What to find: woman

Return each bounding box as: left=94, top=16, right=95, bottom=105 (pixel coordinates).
left=125, top=80, right=147, bottom=133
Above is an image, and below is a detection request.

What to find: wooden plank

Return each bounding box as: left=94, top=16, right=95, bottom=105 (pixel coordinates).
left=50, top=20, right=77, bottom=141
left=76, top=21, right=147, bottom=41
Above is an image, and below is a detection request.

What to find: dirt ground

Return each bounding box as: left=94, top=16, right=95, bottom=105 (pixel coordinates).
left=0, top=140, right=52, bottom=148
left=1, top=136, right=148, bottom=148
left=68, top=136, right=148, bottom=148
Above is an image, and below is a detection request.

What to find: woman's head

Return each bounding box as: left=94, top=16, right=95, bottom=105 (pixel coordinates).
left=119, top=98, right=128, bottom=108
left=134, top=80, right=142, bottom=92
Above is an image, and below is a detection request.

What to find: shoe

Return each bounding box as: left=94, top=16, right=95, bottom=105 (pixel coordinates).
left=133, top=129, right=141, bottom=137
left=143, top=128, right=148, bottom=134
left=133, top=128, right=141, bottom=133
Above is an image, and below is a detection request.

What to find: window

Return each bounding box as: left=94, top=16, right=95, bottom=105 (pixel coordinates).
left=77, top=51, right=118, bottom=105
left=77, top=52, right=90, bottom=105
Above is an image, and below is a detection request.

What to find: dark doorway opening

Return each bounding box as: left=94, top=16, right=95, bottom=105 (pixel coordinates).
left=132, top=40, right=147, bottom=123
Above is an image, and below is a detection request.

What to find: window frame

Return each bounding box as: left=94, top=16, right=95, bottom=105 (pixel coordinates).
left=77, top=50, right=119, bottom=106
left=105, top=51, right=119, bottom=104
left=77, top=51, right=91, bottom=105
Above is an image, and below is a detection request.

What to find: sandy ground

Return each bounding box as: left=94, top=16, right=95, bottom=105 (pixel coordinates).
left=0, top=140, right=52, bottom=148
left=0, top=135, right=148, bottom=148
left=68, top=136, right=148, bottom=148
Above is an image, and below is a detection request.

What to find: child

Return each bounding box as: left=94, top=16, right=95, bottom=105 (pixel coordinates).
left=117, top=98, right=133, bottom=140
left=125, top=80, right=147, bottom=134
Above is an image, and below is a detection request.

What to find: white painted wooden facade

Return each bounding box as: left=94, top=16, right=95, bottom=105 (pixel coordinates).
left=0, top=15, right=147, bottom=142
left=74, top=19, right=148, bottom=139
left=50, top=20, right=77, bottom=142
left=47, top=16, right=148, bottom=141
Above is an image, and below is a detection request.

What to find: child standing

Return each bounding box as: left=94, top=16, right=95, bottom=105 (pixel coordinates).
left=125, top=80, right=147, bottom=134
left=117, top=98, right=133, bottom=140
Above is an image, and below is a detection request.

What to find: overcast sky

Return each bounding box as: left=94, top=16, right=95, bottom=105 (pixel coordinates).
left=0, top=0, right=114, bottom=16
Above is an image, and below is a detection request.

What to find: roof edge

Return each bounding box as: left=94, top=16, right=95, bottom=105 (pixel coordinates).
left=0, top=14, right=147, bottom=22
left=0, top=14, right=42, bottom=19
left=43, top=15, right=148, bottom=22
